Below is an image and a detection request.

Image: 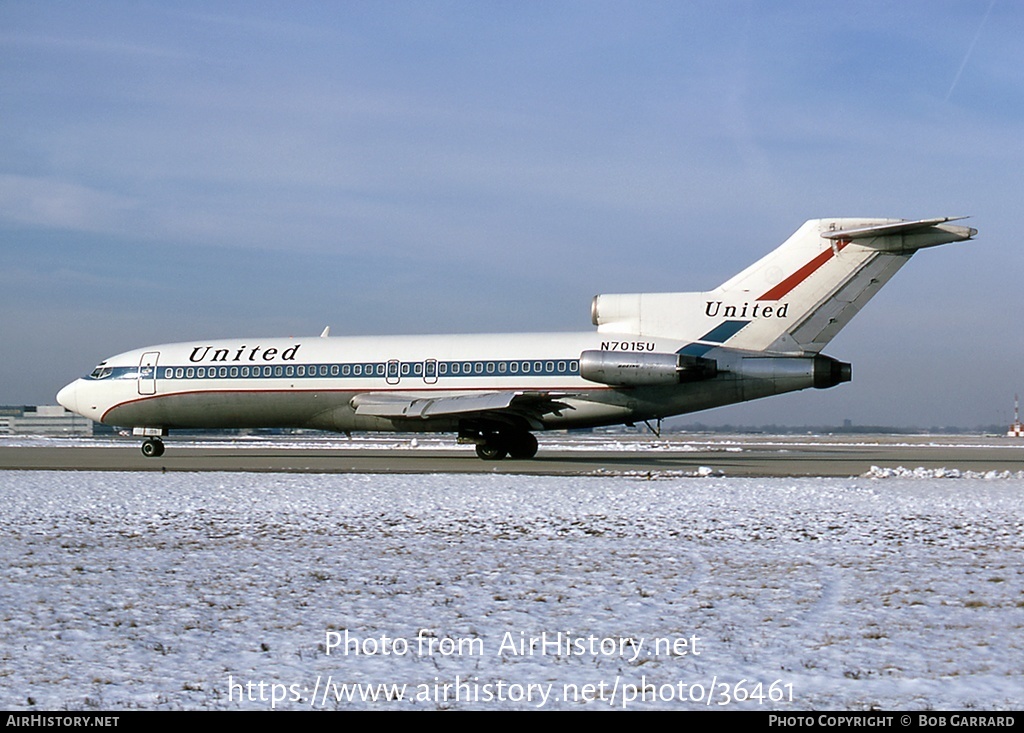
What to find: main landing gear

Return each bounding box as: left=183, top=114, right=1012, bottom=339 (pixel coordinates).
left=140, top=438, right=165, bottom=458
left=464, top=429, right=539, bottom=460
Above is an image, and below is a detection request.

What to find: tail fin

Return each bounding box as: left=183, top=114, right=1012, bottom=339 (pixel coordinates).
left=592, top=217, right=976, bottom=354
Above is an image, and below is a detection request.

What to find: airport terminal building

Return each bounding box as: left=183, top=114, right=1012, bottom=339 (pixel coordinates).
left=0, top=405, right=94, bottom=436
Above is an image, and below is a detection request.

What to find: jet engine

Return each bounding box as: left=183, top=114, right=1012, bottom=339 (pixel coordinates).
left=579, top=350, right=717, bottom=386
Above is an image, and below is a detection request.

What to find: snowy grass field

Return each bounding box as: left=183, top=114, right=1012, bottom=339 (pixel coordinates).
left=1, top=467, right=1022, bottom=710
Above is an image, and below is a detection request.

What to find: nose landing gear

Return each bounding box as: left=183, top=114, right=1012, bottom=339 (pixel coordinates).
left=134, top=428, right=167, bottom=458
left=140, top=437, right=165, bottom=458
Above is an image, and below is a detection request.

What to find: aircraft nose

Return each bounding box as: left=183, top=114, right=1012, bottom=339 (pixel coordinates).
left=56, top=380, right=79, bottom=415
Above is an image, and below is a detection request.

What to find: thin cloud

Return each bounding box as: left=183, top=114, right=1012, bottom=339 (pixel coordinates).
left=0, top=175, right=141, bottom=233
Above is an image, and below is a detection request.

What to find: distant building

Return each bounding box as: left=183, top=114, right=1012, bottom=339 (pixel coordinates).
left=1009, top=395, right=1023, bottom=438
left=0, top=405, right=93, bottom=436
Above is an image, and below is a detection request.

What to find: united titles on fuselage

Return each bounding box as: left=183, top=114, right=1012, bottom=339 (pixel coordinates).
left=188, top=344, right=303, bottom=363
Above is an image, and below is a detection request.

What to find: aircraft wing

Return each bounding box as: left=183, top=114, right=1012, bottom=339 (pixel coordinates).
left=351, top=390, right=577, bottom=422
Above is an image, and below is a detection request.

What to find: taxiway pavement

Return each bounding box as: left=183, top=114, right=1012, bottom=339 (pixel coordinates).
left=2, top=435, right=1023, bottom=477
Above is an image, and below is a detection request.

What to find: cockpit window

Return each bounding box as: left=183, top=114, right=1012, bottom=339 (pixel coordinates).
left=89, top=365, right=113, bottom=380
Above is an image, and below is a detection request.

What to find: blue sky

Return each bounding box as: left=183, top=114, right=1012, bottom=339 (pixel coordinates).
left=2, top=1, right=1021, bottom=427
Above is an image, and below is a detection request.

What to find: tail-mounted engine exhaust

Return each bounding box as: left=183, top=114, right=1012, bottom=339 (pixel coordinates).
left=812, top=354, right=852, bottom=389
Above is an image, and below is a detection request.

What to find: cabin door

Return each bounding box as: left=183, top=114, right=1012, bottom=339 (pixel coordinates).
left=386, top=359, right=400, bottom=385
left=138, top=351, right=160, bottom=395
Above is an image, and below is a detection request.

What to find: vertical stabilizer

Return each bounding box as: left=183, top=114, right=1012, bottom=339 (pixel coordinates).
left=592, top=217, right=975, bottom=354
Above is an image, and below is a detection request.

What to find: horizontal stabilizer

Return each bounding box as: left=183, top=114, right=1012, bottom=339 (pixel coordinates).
left=822, top=216, right=976, bottom=248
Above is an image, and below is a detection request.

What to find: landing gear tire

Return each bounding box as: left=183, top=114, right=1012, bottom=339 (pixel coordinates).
left=506, top=432, right=538, bottom=459
left=141, top=438, right=165, bottom=458
left=471, top=431, right=536, bottom=460
left=475, top=443, right=507, bottom=461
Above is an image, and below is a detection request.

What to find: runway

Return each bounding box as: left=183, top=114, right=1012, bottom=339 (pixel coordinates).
left=3, top=433, right=1023, bottom=477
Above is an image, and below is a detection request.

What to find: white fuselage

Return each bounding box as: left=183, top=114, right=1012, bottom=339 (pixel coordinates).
left=57, top=331, right=730, bottom=434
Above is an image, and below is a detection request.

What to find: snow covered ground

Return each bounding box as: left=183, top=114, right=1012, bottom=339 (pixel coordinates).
left=1, top=468, right=1021, bottom=710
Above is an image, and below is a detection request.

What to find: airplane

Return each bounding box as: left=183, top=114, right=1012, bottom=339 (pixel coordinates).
left=56, top=216, right=976, bottom=460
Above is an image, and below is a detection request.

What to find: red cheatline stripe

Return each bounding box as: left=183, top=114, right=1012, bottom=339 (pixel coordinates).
left=757, top=239, right=849, bottom=301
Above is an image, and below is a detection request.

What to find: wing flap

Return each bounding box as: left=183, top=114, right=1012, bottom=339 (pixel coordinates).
left=351, top=391, right=576, bottom=420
